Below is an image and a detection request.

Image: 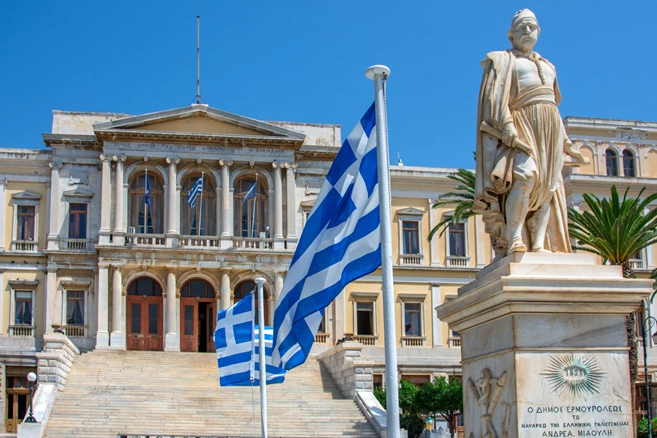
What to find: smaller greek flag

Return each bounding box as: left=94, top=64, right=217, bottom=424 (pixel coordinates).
left=215, top=293, right=286, bottom=386
left=187, top=175, right=204, bottom=208
left=144, top=172, right=152, bottom=206
left=242, top=178, right=257, bottom=204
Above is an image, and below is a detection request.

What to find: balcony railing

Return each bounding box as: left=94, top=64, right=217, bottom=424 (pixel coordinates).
left=448, top=336, right=461, bottom=348
left=65, top=325, right=86, bottom=337
left=60, top=238, right=93, bottom=251
left=446, top=256, right=470, bottom=267
left=630, top=259, right=645, bottom=270
left=126, top=233, right=166, bottom=247
left=400, top=254, right=423, bottom=266
left=9, top=325, right=35, bottom=337
left=315, top=332, right=330, bottom=343
left=180, top=235, right=220, bottom=248
left=233, top=237, right=274, bottom=250
left=11, top=240, right=37, bottom=253
left=402, top=336, right=425, bottom=347
left=353, top=334, right=378, bottom=346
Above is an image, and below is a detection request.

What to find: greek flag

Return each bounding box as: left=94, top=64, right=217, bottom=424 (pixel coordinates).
left=272, top=103, right=381, bottom=370
left=242, top=178, right=257, bottom=204
left=144, top=171, right=151, bottom=206
left=215, top=293, right=286, bottom=386
left=187, top=175, right=203, bottom=208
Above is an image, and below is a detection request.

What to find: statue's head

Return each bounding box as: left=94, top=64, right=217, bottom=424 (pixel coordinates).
left=507, top=9, right=541, bottom=53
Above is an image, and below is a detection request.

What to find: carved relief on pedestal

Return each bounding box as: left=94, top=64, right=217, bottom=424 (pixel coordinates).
left=468, top=368, right=509, bottom=438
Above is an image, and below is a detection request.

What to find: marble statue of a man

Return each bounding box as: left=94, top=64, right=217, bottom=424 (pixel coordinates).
left=473, top=9, right=586, bottom=257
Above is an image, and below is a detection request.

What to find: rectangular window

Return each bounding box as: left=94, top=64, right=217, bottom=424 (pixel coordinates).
left=131, top=303, right=141, bottom=334
left=15, top=291, right=33, bottom=325
left=356, top=302, right=374, bottom=335
left=404, top=303, right=421, bottom=336
left=449, top=223, right=466, bottom=257
left=402, top=221, right=419, bottom=254
left=68, top=203, right=87, bottom=239
left=17, top=206, right=35, bottom=241
left=184, top=305, right=194, bottom=335
left=66, top=291, right=85, bottom=325
left=317, top=313, right=326, bottom=333
left=149, top=304, right=159, bottom=335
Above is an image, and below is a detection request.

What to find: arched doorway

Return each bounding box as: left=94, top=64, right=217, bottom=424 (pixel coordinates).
left=126, top=277, right=164, bottom=351
left=180, top=279, right=216, bottom=352
left=234, top=280, right=270, bottom=325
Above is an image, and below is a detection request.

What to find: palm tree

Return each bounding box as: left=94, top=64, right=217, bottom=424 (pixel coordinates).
left=567, top=185, right=657, bottom=279
left=568, top=185, right=657, bottom=425
left=428, top=169, right=475, bottom=241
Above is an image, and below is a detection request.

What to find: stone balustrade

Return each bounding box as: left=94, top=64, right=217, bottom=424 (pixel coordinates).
left=318, top=341, right=374, bottom=398
left=36, top=332, right=80, bottom=391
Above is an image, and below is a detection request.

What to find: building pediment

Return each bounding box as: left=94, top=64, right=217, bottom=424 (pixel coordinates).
left=92, top=105, right=305, bottom=146
left=63, top=188, right=94, bottom=199
left=396, top=207, right=424, bottom=216
left=12, top=191, right=41, bottom=200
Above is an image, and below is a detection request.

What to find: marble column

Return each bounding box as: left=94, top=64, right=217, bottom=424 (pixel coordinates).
left=112, top=155, right=126, bottom=245
left=96, top=265, right=110, bottom=348
left=99, top=155, right=112, bottom=244
left=221, top=272, right=231, bottom=310
left=272, top=162, right=284, bottom=249
left=165, top=271, right=179, bottom=351
left=0, top=180, right=6, bottom=251
left=47, top=161, right=62, bottom=250
left=427, top=198, right=440, bottom=266
left=220, top=160, right=233, bottom=248
left=110, top=266, right=124, bottom=348
left=274, top=272, right=284, bottom=304
left=166, top=157, right=180, bottom=235
left=45, top=267, right=59, bottom=333
left=285, top=164, right=298, bottom=248
left=430, top=283, right=442, bottom=347
left=215, top=186, right=221, bottom=238
left=333, top=289, right=346, bottom=340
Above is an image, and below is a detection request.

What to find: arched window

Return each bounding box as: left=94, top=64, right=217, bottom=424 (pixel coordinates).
left=128, top=277, right=163, bottom=296
left=234, top=280, right=269, bottom=322
left=129, top=172, right=164, bottom=234
left=605, top=149, right=618, bottom=177
left=623, top=150, right=636, bottom=177
left=181, top=279, right=215, bottom=298
left=233, top=176, right=268, bottom=237
left=181, top=173, right=216, bottom=236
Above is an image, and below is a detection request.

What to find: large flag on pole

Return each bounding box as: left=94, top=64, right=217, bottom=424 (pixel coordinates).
left=187, top=175, right=204, bottom=208
left=215, top=293, right=286, bottom=386
left=272, top=103, right=381, bottom=370
left=144, top=171, right=152, bottom=206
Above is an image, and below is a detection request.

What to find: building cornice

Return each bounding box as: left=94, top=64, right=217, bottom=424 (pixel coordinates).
left=42, top=134, right=99, bottom=147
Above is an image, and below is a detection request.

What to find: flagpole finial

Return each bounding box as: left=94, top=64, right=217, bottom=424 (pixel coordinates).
left=365, top=65, right=391, bottom=80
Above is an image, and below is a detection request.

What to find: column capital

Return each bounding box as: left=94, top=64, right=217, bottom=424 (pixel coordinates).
left=49, top=161, right=63, bottom=169
left=0, top=179, right=6, bottom=186
left=112, top=155, right=126, bottom=162
left=219, top=159, right=233, bottom=167
left=99, top=154, right=112, bottom=162
left=272, top=161, right=281, bottom=170
left=166, top=157, right=180, bottom=165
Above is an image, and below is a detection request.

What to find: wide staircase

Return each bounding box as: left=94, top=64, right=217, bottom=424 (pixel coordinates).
left=43, top=350, right=378, bottom=438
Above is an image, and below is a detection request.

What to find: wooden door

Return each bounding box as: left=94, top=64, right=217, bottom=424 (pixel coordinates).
left=5, top=376, right=29, bottom=433
left=127, top=296, right=163, bottom=351
left=205, top=302, right=216, bottom=352
left=180, top=298, right=198, bottom=352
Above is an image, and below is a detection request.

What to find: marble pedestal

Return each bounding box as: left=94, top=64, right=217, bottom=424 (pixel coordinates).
left=436, top=252, right=653, bottom=438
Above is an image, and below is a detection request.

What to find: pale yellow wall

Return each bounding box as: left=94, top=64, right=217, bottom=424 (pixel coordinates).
left=577, top=146, right=596, bottom=175
left=646, top=151, right=657, bottom=178
left=133, top=115, right=266, bottom=136
left=1, top=270, right=45, bottom=335
left=5, top=182, right=49, bottom=251
left=439, top=284, right=463, bottom=346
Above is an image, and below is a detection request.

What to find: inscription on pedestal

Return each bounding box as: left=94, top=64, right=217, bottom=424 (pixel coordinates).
left=518, top=353, right=632, bottom=437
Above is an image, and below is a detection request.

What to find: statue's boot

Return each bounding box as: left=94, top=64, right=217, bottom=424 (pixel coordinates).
left=528, top=201, right=551, bottom=252
left=504, top=179, right=531, bottom=254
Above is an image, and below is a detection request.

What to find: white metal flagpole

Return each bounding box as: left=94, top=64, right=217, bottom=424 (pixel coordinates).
left=255, top=277, right=268, bottom=438
left=251, top=174, right=258, bottom=239
left=144, top=169, right=149, bottom=234
left=366, top=64, right=400, bottom=438
left=198, top=172, right=204, bottom=237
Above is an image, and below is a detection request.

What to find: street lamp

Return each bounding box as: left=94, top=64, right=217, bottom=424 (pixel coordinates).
left=24, top=372, right=37, bottom=423
left=642, top=315, right=657, bottom=438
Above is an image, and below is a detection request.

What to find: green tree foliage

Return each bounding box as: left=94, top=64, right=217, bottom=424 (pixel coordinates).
left=567, top=185, right=657, bottom=279
left=637, top=417, right=657, bottom=438
left=428, top=169, right=476, bottom=241
left=415, top=376, right=463, bottom=438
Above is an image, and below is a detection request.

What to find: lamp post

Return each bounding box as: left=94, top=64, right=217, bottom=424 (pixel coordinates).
left=642, top=315, right=657, bottom=438
left=24, top=372, right=37, bottom=423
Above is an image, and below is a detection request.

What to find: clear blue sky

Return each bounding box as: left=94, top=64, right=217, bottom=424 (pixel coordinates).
left=1, top=1, right=655, bottom=169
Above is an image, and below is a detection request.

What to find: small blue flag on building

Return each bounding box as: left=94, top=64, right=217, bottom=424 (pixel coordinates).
left=187, top=174, right=204, bottom=208
left=242, top=174, right=258, bottom=204
left=144, top=170, right=152, bottom=206
left=215, top=293, right=286, bottom=386
left=272, top=103, right=381, bottom=370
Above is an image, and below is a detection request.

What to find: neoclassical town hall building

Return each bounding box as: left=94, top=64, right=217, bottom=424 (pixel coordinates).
left=2, top=104, right=657, bottom=432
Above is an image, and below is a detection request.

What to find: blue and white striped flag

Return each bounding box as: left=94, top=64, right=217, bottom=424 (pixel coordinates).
left=144, top=171, right=151, bottom=206
left=272, top=103, right=381, bottom=370
left=187, top=175, right=204, bottom=208
left=215, top=293, right=286, bottom=386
